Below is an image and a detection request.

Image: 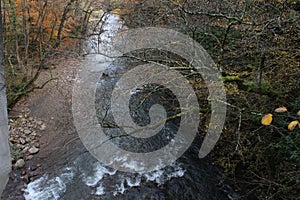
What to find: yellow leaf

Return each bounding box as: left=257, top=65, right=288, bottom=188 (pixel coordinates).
left=274, top=106, right=287, bottom=113
left=288, top=121, right=299, bottom=131
left=261, top=114, right=273, bottom=126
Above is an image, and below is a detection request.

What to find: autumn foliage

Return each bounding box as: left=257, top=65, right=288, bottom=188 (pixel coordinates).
left=2, top=0, right=93, bottom=107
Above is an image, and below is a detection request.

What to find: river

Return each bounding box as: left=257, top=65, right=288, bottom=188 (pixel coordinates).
left=7, top=11, right=239, bottom=200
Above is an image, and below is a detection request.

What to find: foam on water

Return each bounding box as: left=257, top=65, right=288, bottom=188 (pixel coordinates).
left=23, top=167, right=75, bottom=200
left=142, top=162, right=186, bottom=186
left=113, top=179, right=126, bottom=196
left=23, top=160, right=186, bottom=199
left=125, top=176, right=142, bottom=187
left=95, top=184, right=105, bottom=196
left=82, top=161, right=117, bottom=187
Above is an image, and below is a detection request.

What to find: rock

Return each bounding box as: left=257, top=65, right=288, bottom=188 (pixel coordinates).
left=30, top=166, right=37, bottom=171
left=21, top=175, right=29, bottom=183
left=15, top=159, right=25, bottom=169
left=28, top=146, right=39, bottom=154
left=40, top=124, right=46, bottom=131
left=19, top=138, right=26, bottom=144
left=22, top=146, right=30, bottom=154
left=37, top=121, right=43, bottom=125
left=24, top=129, right=32, bottom=135
left=26, top=155, right=33, bottom=160
left=21, top=118, right=27, bottom=124
left=29, top=171, right=39, bottom=178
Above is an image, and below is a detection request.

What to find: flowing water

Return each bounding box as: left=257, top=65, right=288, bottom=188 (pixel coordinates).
left=20, top=11, right=240, bottom=200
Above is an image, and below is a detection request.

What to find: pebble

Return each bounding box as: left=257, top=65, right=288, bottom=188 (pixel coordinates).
left=19, top=138, right=26, bottom=144
left=40, top=124, right=46, bottom=131
left=26, top=155, right=33, bottom=160
left=15, top=159, right=25, bottom=169
left=22, top=146, right=30, bottom=154
left=21, top=175, right=29, bottom=183
left=9, top=114, right=44, bottom=186
left=28, top=147, right=39, bottom=154
left=24, top=130, right=32, bottom=135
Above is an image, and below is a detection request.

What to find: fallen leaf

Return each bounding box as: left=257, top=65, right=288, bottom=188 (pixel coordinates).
left=288, top=121, right=299, bottom=131
left=261, top=114, right=273, bottom=126
left=297, top=110, right=300, bottom=116
left=274, top=106, right=287, bottom=113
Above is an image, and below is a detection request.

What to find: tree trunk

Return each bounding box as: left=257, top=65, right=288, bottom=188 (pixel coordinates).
left=0, top=0, right=12, bottom=196
left=55, top=0, right=73, bottom=48
left=21, top=0, right=29, bottom=65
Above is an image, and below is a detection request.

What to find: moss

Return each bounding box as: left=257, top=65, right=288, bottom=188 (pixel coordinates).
left=10, top=143, right=23, bottom=162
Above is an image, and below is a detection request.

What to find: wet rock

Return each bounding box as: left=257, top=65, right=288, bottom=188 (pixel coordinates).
left=21, top=175, right=29, bottom=183
left=15, top=159, right=25, bottom=169
left=30, top=166, right=37, bottom=171
left=29, top=171, right=39, bottom=178
left=28, top=146, right=39, bottom=154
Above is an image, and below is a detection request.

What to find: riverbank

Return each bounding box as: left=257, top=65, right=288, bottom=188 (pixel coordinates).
left=2, top=54, right=83, bottom=199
